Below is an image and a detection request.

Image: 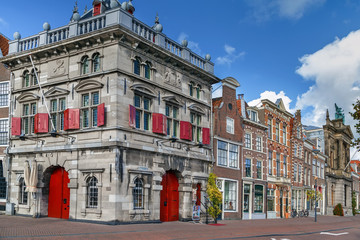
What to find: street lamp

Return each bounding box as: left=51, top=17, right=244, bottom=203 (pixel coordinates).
left=312, top=148, right=320, bottom=223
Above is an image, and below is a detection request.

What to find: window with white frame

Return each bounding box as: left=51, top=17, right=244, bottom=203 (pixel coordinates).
left=190, top=112, right=202, bottom=143
left=312, top=159, right=316, bottom=176
left=81, top=92, right=100, bottom=128
left=294, top=143, right=297, bottom=157
left=298, top=165, right=302, bottom=183
left=81, top=56, right=90, bottom=75
left=0, top=119, right=8, bottom=145
left=134, top=94, right=151, bottom=130
left=165, top=104, right=179, bottom=137
left=294, top=163, right=297, bottom=182
left=226, top=117, right=234, bottom=134
left=245, top=133, right=251, bottom=149
left=257, top=160, right=262, bottom=179
left=217, top=140, right=238, bottom=168
left=267, top=189, right=275, bottom=211
left=254, top=185, right=264, bottom=213
left=133, top=178, right=144, bottom=209
left=19, top=177, right=28, bottom=205
left=50, top=98, right=66, bottom=131
left=283, top=125, right=286, bottom=145
left=317, top=161, right=320, bottom=177
left=245, top=158, right=252, bottom=178
left=283, top=155, right=287, bottom=177
left=247, top=110, right=258, bottom=122
left=275, top=122, right=279, bottom=142
left=268, top=151, right=272, bottom=175
left=0, top=82, right=9, bottom=107
left=22, top=102, right=37, bottom=135
left=256, top=136, right=261, bottom=151
left=276, top=153, right=280, bottom=177
left=86, top=177, right=98, bottom=208
left=268, top=118, right=272, bottom=139
left=224, top=180, right=237, bottom=211
left=321, top=163, right=324, bottom=178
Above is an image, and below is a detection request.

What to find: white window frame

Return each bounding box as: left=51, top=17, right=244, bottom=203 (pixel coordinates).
left=217, top=140, right=239, bottom=169
left=256, top=136, right=262, bottom=151
left=245, top=132, right=251, bottom=149
left=226, top=117, right=234, bottom=134
left=217, top=178, right=238, bottom=213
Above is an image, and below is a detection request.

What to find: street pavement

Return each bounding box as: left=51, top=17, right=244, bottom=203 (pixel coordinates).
left=0, top=214, right=360, bottom=240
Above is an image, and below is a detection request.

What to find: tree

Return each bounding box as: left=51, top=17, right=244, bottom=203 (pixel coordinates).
left=206, top=173, right=222, bottom=223
left=306, top=189, right=323, bottom=210
left=352, top=190, right=357, bottom=216
left=350, top=99, right=360, bottom=150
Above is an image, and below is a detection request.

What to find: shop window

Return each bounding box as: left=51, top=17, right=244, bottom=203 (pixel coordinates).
left=243, top=184, right=250, bottom=212
left=224, top=180, right=237, bottom=211
left=0, top=160, right=5, bottom=199
left=81, top=92, right=99, bottom=128
left=267, top=189, right=275, bottom=211
left=133, top=178, right=144, bottom=209
left=254, top=185, right=264, bottom=213
left=86, top=177, right=98, bottom=208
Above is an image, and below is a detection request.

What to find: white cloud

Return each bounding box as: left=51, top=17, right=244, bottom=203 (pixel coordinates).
left=295, top=29, right=360, bottom=140
left=248, top=90, right=293, bottom=112
left=216, top=44, right=245, bottom=66
left=0, top=17, right=8, bottom=27
left=177, top=32, right=202, bottom=56
left=246, top=0, right=326, bottom=22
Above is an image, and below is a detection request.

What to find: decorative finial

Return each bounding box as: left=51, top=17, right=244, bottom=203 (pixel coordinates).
left=73, top=1, right=78, bottom=13
left=84, top=5, right=88, bottom=13
left=155, top=12, right=159, bottom=24
left=326, top=109, right=329, bottom=119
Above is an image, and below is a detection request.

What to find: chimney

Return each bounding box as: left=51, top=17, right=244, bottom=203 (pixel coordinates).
left=240, top=94, right=245, bottom=117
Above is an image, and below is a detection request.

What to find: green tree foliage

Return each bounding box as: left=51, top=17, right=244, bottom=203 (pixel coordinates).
left=350, top=99, right=360, bottom=150
left=352, top=190, right=357, bottom=216
left=333, top=203, right=344, bottom=216
left=206, top=173, right=222, bottom=223
left=306, top=189, right=323, bottom=202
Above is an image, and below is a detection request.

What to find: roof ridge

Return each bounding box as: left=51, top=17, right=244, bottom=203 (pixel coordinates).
left=0, top=32, right=10, bottom=40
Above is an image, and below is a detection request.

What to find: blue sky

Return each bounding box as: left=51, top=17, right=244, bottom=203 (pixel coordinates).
left=1, top=0, right=360, bottom=154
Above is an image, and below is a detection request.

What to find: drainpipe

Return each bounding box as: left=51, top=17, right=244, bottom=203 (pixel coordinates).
left=6, top=71, right=13, bottom=213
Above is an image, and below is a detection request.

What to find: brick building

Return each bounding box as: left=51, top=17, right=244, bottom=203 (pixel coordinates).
left=1, top=1, right=219, bottom=222
left=0, top=33, right=10, bottom=212
left=212, top=77, right=243, bottom=219
left=240, top=98, right=267, bottom=219
left=258, top=99, right=292, bottom=218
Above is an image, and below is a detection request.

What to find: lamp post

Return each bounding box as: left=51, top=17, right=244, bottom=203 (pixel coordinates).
left=314, top=176, right=318, bottom=222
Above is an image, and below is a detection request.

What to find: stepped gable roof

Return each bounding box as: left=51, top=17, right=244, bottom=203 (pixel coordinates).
left=0, top=33, right=9, bottom=56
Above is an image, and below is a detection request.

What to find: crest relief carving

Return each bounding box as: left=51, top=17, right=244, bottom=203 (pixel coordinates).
left=164, top=68, right=182, bottom=89
left=49, top=59, right=68, bottom=77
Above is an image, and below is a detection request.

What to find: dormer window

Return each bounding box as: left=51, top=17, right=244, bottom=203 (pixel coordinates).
left=247, top=110, right=258, bottom=122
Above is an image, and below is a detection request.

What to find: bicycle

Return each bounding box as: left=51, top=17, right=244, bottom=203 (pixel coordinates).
left=291, top=209, right=298, bottom=218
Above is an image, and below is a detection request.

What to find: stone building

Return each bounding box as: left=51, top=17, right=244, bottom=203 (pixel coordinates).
left=290, top=110, right=305, bottom=213
left=323, top=109, right=353, bottom=215
left=0, top=1, right=219, bottom=222
left=0, top=33, right=10, bottom=212
left=240, top=98, right=267, bottom=220
left=212, top=77, right=243, bottom=220
left=257, top=99, right=292, bottom=218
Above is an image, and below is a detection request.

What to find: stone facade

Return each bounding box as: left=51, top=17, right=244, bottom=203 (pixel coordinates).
left=0, top=1, right=219, bottom=222
left=323, top=111, right=353, bottom=216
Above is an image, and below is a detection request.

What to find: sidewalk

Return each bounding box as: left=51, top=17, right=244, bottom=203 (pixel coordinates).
left=0, top=214, right=360, bottom=239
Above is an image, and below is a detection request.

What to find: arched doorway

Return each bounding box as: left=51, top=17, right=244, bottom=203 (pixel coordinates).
left=48, top=167, right=70, bottom=219
left=160, top=171, right=179, bottom=222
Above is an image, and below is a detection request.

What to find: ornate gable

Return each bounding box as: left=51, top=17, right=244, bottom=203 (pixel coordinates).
left=75, top=80, right=104, bottom=92
left=162, top=95, right=184, bottom=106
left=188, top=103, right=206, bottom=115
left=130, top=82, right=156, bottom=98
left=44, top=87, right=70, bottom=98
left=17, top=92, right=40, bottom=103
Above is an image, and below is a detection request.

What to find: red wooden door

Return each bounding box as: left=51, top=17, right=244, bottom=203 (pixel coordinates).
left=48, top=168, right=70, bottom=219
left=160, top=172, right=179, bottom=222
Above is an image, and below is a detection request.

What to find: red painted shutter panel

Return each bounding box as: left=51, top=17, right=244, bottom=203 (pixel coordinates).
left=152, top=113, right=167, bottom=135
left=11, top=117, right=21, bottom=136
left=64, top=109, right=80, bottom=131
left=129, top=105, right=136, bottom=128
left=180, top=121, right=192, bottom=141
left=97, top=103, right=105, bottom=127
left=93, top=3, right=101, bottom=16
left=162, top=114, right=167, bottom=135
left=34, top=113, right=49, bottom=133
left=202, top=127, right=210, bottom=145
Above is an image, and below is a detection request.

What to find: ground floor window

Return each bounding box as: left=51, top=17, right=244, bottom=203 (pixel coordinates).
left=19, top=178, right=28, bottom=205
left=254, top=185, right=264, bottom=213
left=224, top=180, right=237, bottom=211
left=86, top=177, right=98, bottom=208
left=243, top=184, right=251, bottom=212
left=133, top=178, right=144, bottom=209
left=267, top=189, right=275, bottom=211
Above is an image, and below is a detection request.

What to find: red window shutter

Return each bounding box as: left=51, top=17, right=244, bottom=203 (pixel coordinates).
left=34, top=113, right=49, bottom=133
left=152, top=113, right=167, bottom=135
left=64, top=109, right=80, bottom=131
left=93, top=3, right=101, bottom=16
left=11, top=117, right=21, bottom=136
left=180, top=121, right=192, bottom=141
left=202, top=128, right=210, bottom=145
left=129, top=105, right=136, bottom=128
left=97, top=103, right=105, bottom=127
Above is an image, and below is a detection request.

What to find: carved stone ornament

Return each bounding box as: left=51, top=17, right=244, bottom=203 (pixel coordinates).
left=52, top=60, right=66, bottom=75
left=164, top=69, right=182, bottom=88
